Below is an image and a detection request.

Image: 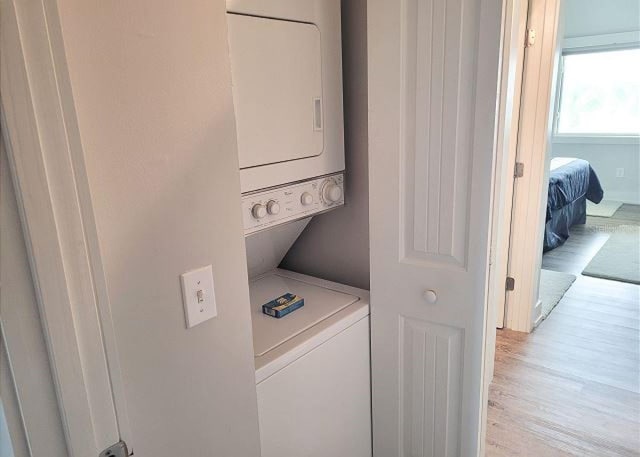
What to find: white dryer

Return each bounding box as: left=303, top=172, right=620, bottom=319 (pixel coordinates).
left=226, top=0, right=345, bottom=193
left=250, top=269, right=371, bottom=457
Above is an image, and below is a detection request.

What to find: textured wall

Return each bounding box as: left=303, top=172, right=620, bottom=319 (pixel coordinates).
left=563, top=0, right=640, bottom=38
left=54, top=0, right=261, bottom=454
left=281, top=0, right=370, bottom=290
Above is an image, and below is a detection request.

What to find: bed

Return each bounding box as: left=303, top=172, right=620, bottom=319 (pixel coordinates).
left=544, top=158, right=604, bottom=252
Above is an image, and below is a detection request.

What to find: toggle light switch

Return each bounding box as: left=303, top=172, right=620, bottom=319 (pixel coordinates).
left=180, top=265, right=217, bottom=328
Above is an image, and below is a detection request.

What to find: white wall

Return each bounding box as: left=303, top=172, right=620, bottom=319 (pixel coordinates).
left=53, top=0, right=261, bottom=455
left=551, top=141, right=640, bottom=203
left=0, top=399, right=12, bottom=457
left=282, top=0, right=370, bottom=290
left=552, top=0, right=640, bottom=205
left=563, top=0, right=640, bottom=38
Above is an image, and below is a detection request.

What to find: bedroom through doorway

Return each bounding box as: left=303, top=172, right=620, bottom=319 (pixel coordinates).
left=538, top=38, right=640, bottom=322
left=487, top=0, right=640, bottom=455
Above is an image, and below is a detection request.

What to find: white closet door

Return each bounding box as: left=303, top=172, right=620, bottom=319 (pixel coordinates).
left=368, top=0, right=504, bottom=455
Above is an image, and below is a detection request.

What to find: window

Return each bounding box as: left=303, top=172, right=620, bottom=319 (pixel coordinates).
left=555, top=48, right=640, bottom=136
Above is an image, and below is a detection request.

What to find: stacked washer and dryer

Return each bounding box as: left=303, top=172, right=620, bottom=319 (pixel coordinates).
left=226, top=1, right=371, bottom=456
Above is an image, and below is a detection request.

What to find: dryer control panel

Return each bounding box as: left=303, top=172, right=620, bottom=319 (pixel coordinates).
left=242, top=173, right=344, bottom=236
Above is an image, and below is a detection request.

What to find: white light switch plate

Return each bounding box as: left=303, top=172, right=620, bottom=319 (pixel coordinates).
left=180, top=265, right=218, bottom=328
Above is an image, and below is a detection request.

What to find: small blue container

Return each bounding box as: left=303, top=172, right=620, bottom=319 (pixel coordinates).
left=262, top=293, right=304, bottom=318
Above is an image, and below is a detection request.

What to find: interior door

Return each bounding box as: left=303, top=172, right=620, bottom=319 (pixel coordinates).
left=368, top=0, right=504, bottom=455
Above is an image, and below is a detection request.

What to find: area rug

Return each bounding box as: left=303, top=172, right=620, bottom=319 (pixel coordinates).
left=539, top=269, right=577, bottom=320
left=582, top=225, right=640, bottom=284
left=587, top=200, right=623, bottom=217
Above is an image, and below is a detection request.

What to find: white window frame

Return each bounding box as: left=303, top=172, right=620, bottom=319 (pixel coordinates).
left=552, top=31, right=640, bottom=145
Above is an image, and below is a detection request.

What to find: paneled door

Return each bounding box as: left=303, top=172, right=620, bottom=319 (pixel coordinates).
left=368, top=0, right=504, bottom=455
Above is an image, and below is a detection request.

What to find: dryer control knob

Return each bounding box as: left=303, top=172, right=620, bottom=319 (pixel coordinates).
left=251, top=203, right=267, bottom=219
left=267, top=200, right=280, bottom=215
left=322, top=181, right=343, bottom=203
left=300, top=192, right=314, bottom=206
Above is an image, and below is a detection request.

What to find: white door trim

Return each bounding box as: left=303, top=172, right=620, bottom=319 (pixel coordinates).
left=1, top=136, right=70, bottom=457
left=480, top=0, right=530, bottom=449
left=491, top=0, right=530, bottom=330
left=504, top=0, right=562, bottom=332
left=1, top=0, right=130, bottom=454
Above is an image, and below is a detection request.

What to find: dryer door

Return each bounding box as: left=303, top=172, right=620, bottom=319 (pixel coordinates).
left=227, top=14, right=324, bottom=169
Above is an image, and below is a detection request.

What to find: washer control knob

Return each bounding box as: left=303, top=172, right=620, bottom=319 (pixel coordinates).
left=251, top=203, right=267, bottom=219
left=322, top=181, right=343, bottom=203
left=300, top=192, right=314, bottom=206
left=267, top=200, right=280, bottom=215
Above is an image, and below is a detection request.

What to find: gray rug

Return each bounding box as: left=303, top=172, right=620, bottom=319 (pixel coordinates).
left=582, top=225, right=640, bottom=285
left=587, top=200, right=623, bottom=218
left=539, top=269, right=577, bottom=320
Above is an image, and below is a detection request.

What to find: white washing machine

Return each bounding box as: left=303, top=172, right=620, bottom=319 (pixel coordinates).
left=250, top=269, right=371, bottom=457
left=240, top=176, right=371, bottom=457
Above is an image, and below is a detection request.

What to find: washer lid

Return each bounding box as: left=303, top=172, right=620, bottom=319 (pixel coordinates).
left=250, top=273, right=360, bottom=357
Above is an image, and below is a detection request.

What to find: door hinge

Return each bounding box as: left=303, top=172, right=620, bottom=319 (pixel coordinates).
left=505, top=276, right=515, bottom=291
left=100, top=441, right=131, bottom=457
left=514, top=162, right=525, bottom=178
left=526, top=28, right=536, bottom=47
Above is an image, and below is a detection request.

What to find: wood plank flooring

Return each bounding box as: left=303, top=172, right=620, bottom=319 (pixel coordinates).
left=487, top=204, right=640, bottom=456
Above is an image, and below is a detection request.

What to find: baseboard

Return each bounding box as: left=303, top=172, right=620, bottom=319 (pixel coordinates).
left=532, top=299, right=543, bottom=329
left=603, top=191, right=640, bottom=206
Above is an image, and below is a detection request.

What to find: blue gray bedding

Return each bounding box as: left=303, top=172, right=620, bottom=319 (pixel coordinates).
left=544, top=158, right=604, bottom=252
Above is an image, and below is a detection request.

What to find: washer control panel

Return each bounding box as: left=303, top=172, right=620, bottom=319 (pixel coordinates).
left=242, top=173, right=344, bottom=235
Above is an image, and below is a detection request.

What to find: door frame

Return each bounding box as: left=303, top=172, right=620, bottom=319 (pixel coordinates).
left=481, top=0, right=562, bottom=451
left=491, top=0, right=531, bottom=331
left=502, top=0, right=563, bottom=332
left=1, top=0, right=131, bottom=455
left=1, top=136, right=70, bottom=457
left=479, top=0, right=534, bottom=450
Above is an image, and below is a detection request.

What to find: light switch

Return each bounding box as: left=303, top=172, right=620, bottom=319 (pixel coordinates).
left=180, top=265, right=218, bottom=328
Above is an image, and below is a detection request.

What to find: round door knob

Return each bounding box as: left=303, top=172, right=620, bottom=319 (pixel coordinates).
left=423, top=289, right=437, bottom=304
left=300, top=192, right=314, bottom=206
left=251, top=203, right=267, bottom=219
left=322, top=182, right=343, bottom=203
left=267, top=200, right=280, bottom=215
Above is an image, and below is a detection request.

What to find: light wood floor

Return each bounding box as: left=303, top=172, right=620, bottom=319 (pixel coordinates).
left=486, top=204, right=640, bottom=456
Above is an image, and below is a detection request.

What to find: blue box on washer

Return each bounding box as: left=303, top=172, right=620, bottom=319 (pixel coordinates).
left=262, top=293, right=304, bottom=318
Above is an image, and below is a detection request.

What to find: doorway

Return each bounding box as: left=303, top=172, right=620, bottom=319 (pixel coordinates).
left=487, top=0, right=640, bottom=455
